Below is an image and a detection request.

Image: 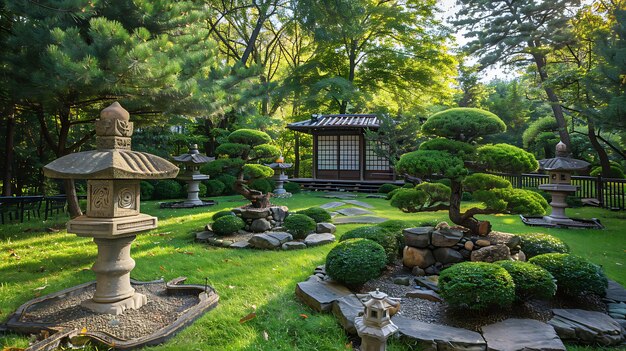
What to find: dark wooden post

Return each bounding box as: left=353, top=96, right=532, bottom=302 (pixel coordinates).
left=596, top=175, right=604, bottom=208
left=312, top=132, right=317, bottom=179
left=294, top=132, right=300, bottom=178
left=359, top=133, right=365, bottom=181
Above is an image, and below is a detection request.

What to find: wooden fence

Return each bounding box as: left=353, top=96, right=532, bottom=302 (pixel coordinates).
left=490, top=173, right=625, bottom=210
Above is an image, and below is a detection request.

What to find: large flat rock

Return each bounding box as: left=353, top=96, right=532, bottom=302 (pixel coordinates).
left=607, top=279, right=626, bottom=303
left=332, top=295, right=364, bottom=335
left=333, top=216, right=388, bottom=224
left=304, top=233, right=336, bottom=247
left=392, top=316, right=486, bottom=351
left=549, top=309, right=624, bottom=346
left=295, top=279, right=352, bottom=312
left=336, top=207, right=374, bottom=216
left=320, top=201, right=346, bottom=209
left=342, top=200, right=374, bottom=208
left=481, top=318, right=565, bottom=351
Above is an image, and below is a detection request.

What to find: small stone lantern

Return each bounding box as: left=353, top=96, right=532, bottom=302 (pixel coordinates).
left=355, top=289, right=399, bottom=351
left=43, top=102, right=179, bottom=314
left=173, top=144, right=215, bottom=206
left=538, top=141, right=590, bottom=225
left=265, top=155, right=292, bottom=197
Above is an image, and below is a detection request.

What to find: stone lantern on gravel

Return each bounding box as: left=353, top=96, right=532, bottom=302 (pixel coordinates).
left=265, top=155, right=292, bottom=197
left=355, top=289, right=399, bottom=351
left=173, top=144, right=215, bottom=207
left=43, top=102, right=178, bottom=315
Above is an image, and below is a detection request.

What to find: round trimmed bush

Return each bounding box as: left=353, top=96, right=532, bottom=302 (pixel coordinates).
left=284, top=182, right=301, bottom=194
left=215, top=174, right=237, bottom=195
left=297, top=207, right=331, bottom=223
left=326, top=238, right=387, bottom=286
left=495, top=260, right=556, bottom=301
left=250, top=178, right=274, bottom=193
left=284, top=214, right=316, bottom=239
left=520, top=233, right=570, bottom=258
left=212, top=215, right=245, bottom=236
left=140, top=181, right=155, bottom=200
left=378, top=183, right=400, bottom=194
left=205, top=179, right=226, bottom=196
left=340, top=226, right=398, bottom=264
left=386, top=187, right=402, bottom=200
left=529, top=253, right=608, bottom=297
left=154, top=180, right=183, bottom=199
left=422, top=108, right=506, bottom=141
left=590, top=164, right=625, bottom=178
left=377, top=220, right=413, bottom=250
left=212, top=210, right=235, bottom=221
left=439, top=262, right=515, bottom=311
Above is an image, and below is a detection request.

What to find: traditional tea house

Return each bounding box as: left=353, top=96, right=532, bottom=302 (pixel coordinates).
left=355, top=289, right=399, bottom=351
left=43, top=102, right=179, bottom=314
left=173, top=144, right=215, bottom=207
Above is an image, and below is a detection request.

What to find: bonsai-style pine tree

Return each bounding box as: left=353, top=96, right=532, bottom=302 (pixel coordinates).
left=395, top=108, right=546, bottom=235
left=213, top=129, right=280, bottom=208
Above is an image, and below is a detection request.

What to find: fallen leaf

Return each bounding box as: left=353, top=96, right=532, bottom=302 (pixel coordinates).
left=239, top=312, right=256, bottom=324
left=34, top=292, right=41, bottom=297
left=228, top=285, right=235, bottom=289
left=37, top=266, right=46, bottom=273
left=183, top=251, right=194, bottom=255
left=33, top=285, right=47, bottom=291
left=223, top=259, right=230, bottom=262
left=299, top=314, right=308, bottom=319
left=159, top=265, right=166, bottom=271
left=251, top=304, right=257, bottom=310
left=345, top=341, right=353, bottom=349
left=263, top=330, right=269, bottom=341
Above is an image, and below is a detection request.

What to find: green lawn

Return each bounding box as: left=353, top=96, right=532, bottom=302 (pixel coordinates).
left=0, top=193, right=624, bottom=350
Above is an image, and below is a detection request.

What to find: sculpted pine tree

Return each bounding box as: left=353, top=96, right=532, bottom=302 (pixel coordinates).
left=395, top=108, right=545, bottom=235
left=213, top=129, right=280, bottom=208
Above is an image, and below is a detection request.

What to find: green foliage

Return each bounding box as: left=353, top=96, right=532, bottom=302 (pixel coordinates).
left=251, top=144, right=281, bottom=160
left=529, top=253, right=608, bottom=297
left=376, top=219, right=413, bottom=250
left=386, top=187, right=402, bottom=200
left=439, top=262, right=515, bottom=310
left=522, top=116, right=560, bottom=149
left=590, top=164, right=625, bottom=179
left=419, top=138, right=476, bottom=159
left=325, top=238, right=387, bottom=286
left=416, top=182, right=451, bottom=203
left=198, top=183, right=208, bottom=197
left=153, top=180, right=183, bottom=200
left=396, top=150, right=467, bottom=180
left=215, top=174, right=237, bottom=195
left=476, top=144, right=539, bottom=174
left=140, top=181, right=155, bottom=200
left=422, top=108, right=506, bottom=141
left=243, top=164, right=274, bottom=179
left=201, top=159, right=245, bottom=177
left=378, top=184, right=400, bottom=194
left=297, top=207, right=331, bottom=223
left=205, top=180, right=226, bottom=196
left=250, top=178, right=274, bottom=193
left=495, top=261, right=557, bottom=301
left=340, top=226, right=398, bottom=264
left=390, top=182, right=450, bottom=213
left=473, top=188, right=549, bottom=216
left=284, top=214, right=316, bottom=239
left=520, top=233, right=571, bottom=259
left=463, top=173, right=512, bottom=192
left=215, top=143, right=251, bottom=158
left=212, top=211, right=236, bottom=221
left=284, top=182, right=302, bottom=194
left=227, top=129, right=272, bottom=146
left=212, top=215, right=245, bottom=236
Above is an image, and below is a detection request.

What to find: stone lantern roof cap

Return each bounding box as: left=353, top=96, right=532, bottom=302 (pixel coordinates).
left=265, top=162, right=293, bottom=169
left=538, top=141, right=590, bottom=171
left=43, top=102, right=179, bottom=180
left=172, top=144, right=215, bottom=164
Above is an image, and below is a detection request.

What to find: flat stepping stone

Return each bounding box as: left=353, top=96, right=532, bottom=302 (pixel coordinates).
left=606, top=279, right=626, bottom=303
left=481, top=318, right=565, bottom=351
left=323, top=192, right=358, bottom=199
left=342, top=200, right=374, bottom=208
left=230, top=241, right=251, bottom=249
left=282, top=241, right=307, bottom=250
left=335, top=207, right=374, bottom=216
left=316, top=222, right=336, bottom=234
left=333, top=216, right=387, bottom=224
left=195, top=231, right=215, bottom=242
left=320, top=201, right=346, bottom=209
left=295, top=279, right=352, bottom=312
left=332, top=295, right=365, bottom=335
left=392, top=316, right=486, bottom=351
left=304, top=233, right=336, bottom=247
left=405, top=289, right=442, bottom=302
left=549, top=309, right=624, bottom=346
left=414, top=276, right=439, bottom=292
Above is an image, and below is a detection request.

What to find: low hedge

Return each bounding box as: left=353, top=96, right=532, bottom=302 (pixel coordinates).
left=495, top=260, right=556, bottom=301
left=340, top=226, right=398, bottom=264
left=154, top=180, right=183, bottom=200
left=212, top=210, right=236, bottom=221
left=378, top=184, right=400, bottom=194
left=213, top=215, right=245, bottom=236
left=297, top=207, right=331, bottom=223
left=284, top=182, right=302, bottom=194
left=326, top=238, right=387, bottom=286
left=529, top=253, right=608, bottom=298
left=284, top=214, right=316, bottom=239
left=520, top=233, right=570, bottom=259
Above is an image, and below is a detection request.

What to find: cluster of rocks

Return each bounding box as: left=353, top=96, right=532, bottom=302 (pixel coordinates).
left=402, top=226, right=524, bottom=275
left=233, top=206, right=289, bottom=232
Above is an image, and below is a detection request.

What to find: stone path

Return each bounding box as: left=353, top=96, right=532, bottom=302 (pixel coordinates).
left=319, top=201, right=346, bottom=209
left=322, top=192, right=358, bottom=199
left=549, top=309, right=624, bottom=346
left=342, top=200, right=374, bottom=208
left=607, top=279, right=626, bottom=303
left=333, top=216, right=388, bottom=224
left=481, top=318, right=566, bottom=351
left=336, top=207, right=374, bottom=216
left=393, top=316, right=486, bottom=351
left=295, top=277, right=352, bottom=312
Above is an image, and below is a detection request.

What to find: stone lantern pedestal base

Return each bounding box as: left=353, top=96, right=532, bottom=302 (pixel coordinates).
left=82, top=292, right=147, bottom=315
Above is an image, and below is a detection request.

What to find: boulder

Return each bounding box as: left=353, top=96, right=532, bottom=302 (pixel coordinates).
left=316, top=222, right=336, bottom=234
left=393, top=316, right=486, bottom=351
left=250, top=218, right=272, bottom=232
left=405, top=289, right=443, bottom=303
left=282, top=241, right=307, bottom=250
left=403, top=227, right=433, bottom=248
left=332, top=295, right=364, bottom=334
left=486, top=231, right=521, bottom=249
left=471, top=244, right=511, bottom=263
left=230, top=241, right=251, bottom=249
left=270, top=206, right=289, bottom=222
left=240, top=208, right=270, bottom=219
left=511, top=250, right=526, bottom=262
left=195, top=230, right=214, bottom=242
left=433, top=247, right=464, bottom=264
left=481, top=318, right=565, bottom=351
left=295, top=279, right=352, bottom=312
left=248, top=234, right=282, bottom=249
left=304, top=233, right=336, bottom=247
left=265, top=231, right=292, bottom=244
left=403, top=247, right=435, bottom=269
left=464, top=241, right=474, bottom=250
left=475, top=239, right=491, bottom=247
left=549, top=309, right=624, bottom=346
left=412, top=267, right=426, bottom=276
left=431, top=228, right=463, bottom=247
left=394, top=276, right=412, bottom=286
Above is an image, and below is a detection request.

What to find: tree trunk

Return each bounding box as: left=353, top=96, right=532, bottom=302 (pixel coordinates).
left=587, top=119, right=611, bottom=175
left=64, top=179, right=82, bottom=218
left=448, top=180, right=491, bottom=235
left=234, top=178, right=271, bottom=209
left=3, top=108, right=15, bottom=196
left=241, top=13, right=266, bottom=66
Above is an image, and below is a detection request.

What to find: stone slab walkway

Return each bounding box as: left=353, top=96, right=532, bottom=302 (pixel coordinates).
left=342, top=200, right=374, bottom=208
left=333, top=216, right=388, bottom=224
left=319, top=201, right=346, bottom=209
left=607, top=279, right=626, bottom=303
left=549, top=308, right=624, bottom=346
left=336, top=207, right=374, bottom=216
left=481, top=318, right=566, bottom=351
left=392, top=316, right=486, bottom=351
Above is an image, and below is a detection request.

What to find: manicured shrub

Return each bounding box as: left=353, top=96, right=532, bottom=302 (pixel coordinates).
left=153, top=180, right=183, bottom=199
left=377, top=219, right=413, bottom=249
left=284, top=214, right=316, bottom=239
left=298, top=207, right=332, bottom=223
left=386, top=187, right=402, bottom=200
left=473, top=188, right=549, bottom=216
left=439, top=262, right=515, bottom=311
left=422, top=108, right=506, bottom=140
left=212, top=210, right=235, bottom=221
left=140, top=181, right=154, bottom=200
left=402, top=183, right=415, bottom=189
left=215, top=174, right=237, bottom=195
left=495, top=261, right=556, bottom=301
left=284, top=182, right=301, bottom=194
left=212, top=215, right=245, bottom=236
left=461, top=192, right=473, bottom=201
left=390, top=188, right=425, bottom=213
left=462, top=173, right=511, bottom=192
left=590, top=164, right=625, bottom=179
left=477, top=144, right=539, bottom=174
left=340, top=226, right=398, bottom=264
left=419, top=138, right=476, bottom=159
left=520, top=233, right=570, bottom=258
left=205, top=179, right=226, bottom=196
left=250, top=178, right=274, bottom=193
left=529, top=253, right=608, bottom=298
left=378, top=183, right=400, bottom=194
left=326, top=238, right=387, bottom=286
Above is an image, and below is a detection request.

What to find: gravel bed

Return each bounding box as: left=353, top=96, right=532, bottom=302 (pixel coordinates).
left=20, top=283, right=200, bottom=340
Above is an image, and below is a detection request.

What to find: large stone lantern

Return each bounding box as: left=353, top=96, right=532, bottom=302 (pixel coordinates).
left=172, top=144, right=215, bottom=207
left=43, top=102, right=179, bottom=314
left=355, top=289, right=399, bottom=351
left=265, top=155, right=292, bottom=197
